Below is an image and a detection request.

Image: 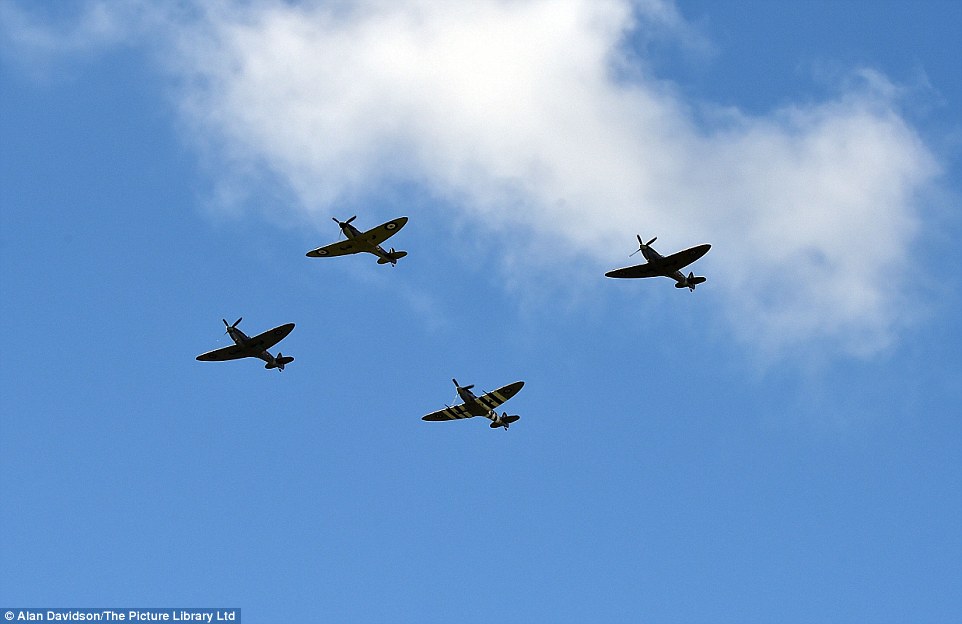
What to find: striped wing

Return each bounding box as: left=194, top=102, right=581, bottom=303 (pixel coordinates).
left=422, top=402, right=475, bottom=421
left=475, top=381, right=525, bottom=411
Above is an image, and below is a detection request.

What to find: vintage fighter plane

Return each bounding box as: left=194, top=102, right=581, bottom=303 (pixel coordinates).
left=422, top=379, right=524, bottom=430
left=306, top=216, right=408, bottom=266
left=196, top=318, right=295, bottom=371
left=605, top=235, right=711, bottom=291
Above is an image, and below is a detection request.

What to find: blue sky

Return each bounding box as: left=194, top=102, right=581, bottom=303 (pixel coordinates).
left=1, top=1, right=960, bottom=622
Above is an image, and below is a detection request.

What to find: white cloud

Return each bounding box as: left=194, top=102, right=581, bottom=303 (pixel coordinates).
left=3, top=0, right=941, bottom=358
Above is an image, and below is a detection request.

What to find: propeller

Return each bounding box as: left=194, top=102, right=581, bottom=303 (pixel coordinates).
left=332, top=216, right=357, bottom=240
left=629, top=235, right=657, bottom=257
left=452, top=378, right=474, bottom=391
left=222, top=317, right=242, bottom=333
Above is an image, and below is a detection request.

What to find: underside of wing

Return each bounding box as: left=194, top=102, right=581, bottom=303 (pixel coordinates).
left=477, top=381, right=525, bottom=411
left=196, top=344, right=257, bottom=362
left=604, top=262, right=663, bottom=279
left=246, top=323, right=295, bottom=353
left=306, top=239, right=361, bottom=258
left=422, top=403, right=474, bottom=421
left=660, top=244, right=711, bottom=272
left=363, top=217, right=408, bottom=246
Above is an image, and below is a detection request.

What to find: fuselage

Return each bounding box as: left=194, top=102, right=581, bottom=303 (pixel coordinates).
left=226, top=326, right=278, bottom=366
left=457, top=388, right=510, bottom=427
left=640, top=246, right=662, bottom=263
left=456, top=387, right=491, bottom=417
left=340, top=222, right=394, bottom=263
left=642, top=244, right=689, bottom=285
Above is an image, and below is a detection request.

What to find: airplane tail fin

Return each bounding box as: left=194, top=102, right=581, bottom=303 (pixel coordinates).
left=377, top=248, right=408, bottom=265
left=676, top=271, right=707, bottom=291
left=266, top=353, right=295, bottom=371
left=490, top=413, right=521, bottom=430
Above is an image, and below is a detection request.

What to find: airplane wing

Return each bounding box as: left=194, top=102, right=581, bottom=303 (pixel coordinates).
left=476, top=381, right=525, bottom=411
left=658, top=244, right=711, bottom=272
left=361, top=217, right=408, bottom=246
left=306, top=239, right=362, bottom=258
left=422, top=402, right=475, bottom=421
left=196, top=343, right=259, bottom=362
left=604, top=262, right=663, bottom=279
left=195, top=323, right=295, bottom=362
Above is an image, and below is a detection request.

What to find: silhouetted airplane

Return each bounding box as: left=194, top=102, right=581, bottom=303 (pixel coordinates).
left=605, top=235, right=710, bottom=291
left=196, top=318, right=295, bottom=371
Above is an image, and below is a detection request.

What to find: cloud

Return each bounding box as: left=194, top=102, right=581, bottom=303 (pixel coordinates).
left=0, top=1, right=139, bottom=68
left=2, top=0, right=941, bottom=359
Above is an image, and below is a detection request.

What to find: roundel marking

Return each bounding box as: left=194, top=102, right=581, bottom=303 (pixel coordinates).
left=386, top=222, right=397, bottom=230
left=317, top=249, right=328, bottom=255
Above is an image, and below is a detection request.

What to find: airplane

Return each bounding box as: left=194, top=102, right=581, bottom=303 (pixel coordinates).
left=422, top=379, right=524, bottom=430
left=306, top=216, right=408, bottom=265
left=196, top=318, right=295, bottom=371
left=605, top=235, right=711, bottom=291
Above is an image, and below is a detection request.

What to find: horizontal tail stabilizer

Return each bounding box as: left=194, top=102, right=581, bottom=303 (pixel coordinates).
left=490, top=413, right=520, bottom=429
left=266, top=353, right=295, bottom=371
left=377, top=248, right=408, bottom=265
left=676, top=271, right=707, bottom=290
